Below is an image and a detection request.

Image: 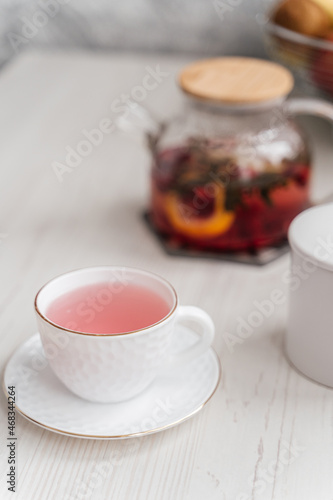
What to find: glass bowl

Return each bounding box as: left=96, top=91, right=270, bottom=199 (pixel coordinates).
left=265, top=21, right=333, bottom=100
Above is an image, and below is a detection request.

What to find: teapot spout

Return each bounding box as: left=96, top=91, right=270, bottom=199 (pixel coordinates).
left=115, top=103, right=162, bottom=151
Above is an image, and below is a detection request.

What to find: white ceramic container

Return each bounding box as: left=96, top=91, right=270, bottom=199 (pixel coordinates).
left=287, top=203, right=333, bottom=386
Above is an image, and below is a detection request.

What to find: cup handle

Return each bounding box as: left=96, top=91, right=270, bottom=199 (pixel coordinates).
left=161, top=306, right=215, bottom=373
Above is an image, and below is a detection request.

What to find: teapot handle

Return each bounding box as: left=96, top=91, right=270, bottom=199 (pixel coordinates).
left=286, top=98, right=333, bottom=205
left=286, top=98, right=333, bottom=121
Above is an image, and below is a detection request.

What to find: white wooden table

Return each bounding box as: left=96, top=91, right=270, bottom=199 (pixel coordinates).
left=1, top=51, right=333, bottom=500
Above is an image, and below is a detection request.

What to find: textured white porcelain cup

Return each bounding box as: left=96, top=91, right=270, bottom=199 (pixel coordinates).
left=287, top=203, right=333, bottom=387
left=35, top=266, right=215, bottom=403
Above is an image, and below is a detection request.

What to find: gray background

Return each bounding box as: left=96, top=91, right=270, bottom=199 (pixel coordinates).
left=0, top=0, right=276, bottom=66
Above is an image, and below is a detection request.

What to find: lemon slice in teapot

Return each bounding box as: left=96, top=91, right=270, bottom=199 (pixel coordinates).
left=165, top=186, right=235, bottom=238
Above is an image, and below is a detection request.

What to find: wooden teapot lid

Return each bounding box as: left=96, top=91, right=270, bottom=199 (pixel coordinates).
left=179, top=57, right=294, bottom=104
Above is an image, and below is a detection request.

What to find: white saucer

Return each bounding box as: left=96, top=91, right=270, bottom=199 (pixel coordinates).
left=3, top=326, right=221, bottom=439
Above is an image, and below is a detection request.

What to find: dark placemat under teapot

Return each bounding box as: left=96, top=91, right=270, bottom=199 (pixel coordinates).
left=142, top=212, right=290, bottom=266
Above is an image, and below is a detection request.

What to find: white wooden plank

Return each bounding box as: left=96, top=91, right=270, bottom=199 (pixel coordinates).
left=0, top=51, right=333, bottom=500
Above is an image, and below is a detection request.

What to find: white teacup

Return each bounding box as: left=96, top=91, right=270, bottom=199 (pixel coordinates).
left=35, top=266, right=215, bottom=403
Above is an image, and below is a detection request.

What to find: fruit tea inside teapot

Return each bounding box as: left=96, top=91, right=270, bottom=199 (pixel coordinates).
left=120, top=57, right=333, bottom=253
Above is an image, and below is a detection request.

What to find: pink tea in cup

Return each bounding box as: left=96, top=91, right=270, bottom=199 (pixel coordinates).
left=45, top=282, right=170, bottom=334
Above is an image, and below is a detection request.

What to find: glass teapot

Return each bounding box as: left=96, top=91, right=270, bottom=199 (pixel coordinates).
left=118, top=57, right=333, bottom=253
